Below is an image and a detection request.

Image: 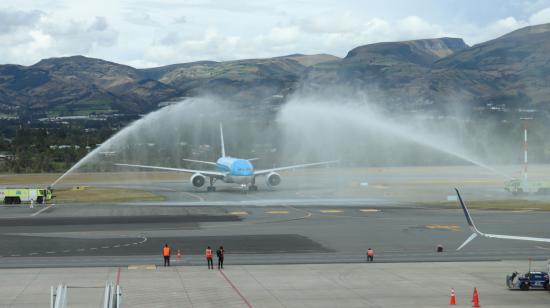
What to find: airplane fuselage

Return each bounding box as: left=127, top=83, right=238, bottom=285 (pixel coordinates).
left=216, top=157, right=254, bottom=184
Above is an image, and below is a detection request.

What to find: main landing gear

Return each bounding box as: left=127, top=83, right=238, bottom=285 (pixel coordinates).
left=249, top=177, right=258, bottom=191
left=207, top=177, right=216, bottom=192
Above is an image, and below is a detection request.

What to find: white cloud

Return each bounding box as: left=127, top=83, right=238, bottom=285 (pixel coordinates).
left=173, top=16, right=187, bottom=24
left=142, top=28, right=244, bottom=64
left=259, top=26, right=300, bottom=45
left=530, top=7, right=550, bottom=24
left=0, top=9, right=118, bottom=65
left=299, top=12, right=362, bottom=34
left=487, top=17, right=528, bottom=35
left=396, top=16, right=445, bottom=39
left=2, top=2, right=550, bottom=67
left=124, top=11, right=159, bottom=27
left=0, top=9, right=43, bottom=33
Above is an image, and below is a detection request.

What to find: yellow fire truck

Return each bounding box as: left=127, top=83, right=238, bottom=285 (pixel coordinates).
left=0, top=187, right=53, bottom=204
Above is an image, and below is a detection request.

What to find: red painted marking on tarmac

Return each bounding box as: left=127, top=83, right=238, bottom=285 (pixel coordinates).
left=219, top=270, right=253, bottom=308
left=116, top=267, right=121, bottom=285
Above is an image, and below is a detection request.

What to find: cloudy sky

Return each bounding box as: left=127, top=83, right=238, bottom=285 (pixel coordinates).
left=2, top=0, right=550, bottom=67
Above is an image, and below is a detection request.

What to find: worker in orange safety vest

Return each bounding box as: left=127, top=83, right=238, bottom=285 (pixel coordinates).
left=163, top=243, right=171, bottom=267
left=366, top=247, right=374, bottom=262
left=206, top=246, right=213, bottom=269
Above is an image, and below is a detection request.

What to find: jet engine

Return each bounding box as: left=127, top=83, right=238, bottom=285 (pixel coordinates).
left=191, top=173, right=206, bottom=188
left=265, top=172, right=281, bottom=187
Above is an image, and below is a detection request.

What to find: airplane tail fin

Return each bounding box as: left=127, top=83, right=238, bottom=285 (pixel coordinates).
left=220, top=123, right=226, bottom=157
left=455, top=188, right=482, bottom=250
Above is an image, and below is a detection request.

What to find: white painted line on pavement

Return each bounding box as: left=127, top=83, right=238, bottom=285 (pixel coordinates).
left=360, top=209, right=381, bottom=213
left=181, top=191, right=205, bottom=202
left=30, top=204, right=54, bottom=217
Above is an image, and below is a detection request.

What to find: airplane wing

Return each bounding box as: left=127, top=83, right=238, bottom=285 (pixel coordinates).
left=182, top=159, right=218, bottom=166
left=455, top=188, right=550, bottom=250
left=115, top=163, right=225, bottom=177
left=254, top=160, right=339, bottom=176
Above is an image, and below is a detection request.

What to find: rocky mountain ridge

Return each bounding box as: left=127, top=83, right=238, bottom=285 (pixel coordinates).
left=1, top=24, right=550, bottom=117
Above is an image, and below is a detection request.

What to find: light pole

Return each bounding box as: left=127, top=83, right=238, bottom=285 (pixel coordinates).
left=520, top=117, right=532, bottom=186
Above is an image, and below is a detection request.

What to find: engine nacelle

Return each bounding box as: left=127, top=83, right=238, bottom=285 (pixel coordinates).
left=190, top=173, right=206, bottom=188
left=265, top=172, right=281, bottom=187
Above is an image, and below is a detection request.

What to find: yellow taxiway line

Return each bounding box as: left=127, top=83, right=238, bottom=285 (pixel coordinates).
left=265, top=210, right=289, bottom=214
left=426, top=224, right=462, bottom=232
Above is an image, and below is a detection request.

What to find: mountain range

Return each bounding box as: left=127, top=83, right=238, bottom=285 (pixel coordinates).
left=1, top=23, right=550, bottom=117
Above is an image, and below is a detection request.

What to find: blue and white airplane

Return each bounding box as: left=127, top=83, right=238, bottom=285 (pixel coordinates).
left=116, top=124, right=337, bottom=192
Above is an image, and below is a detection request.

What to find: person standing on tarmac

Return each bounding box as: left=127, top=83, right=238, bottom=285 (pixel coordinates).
left=163, top=244, right=171, bottom=267
left=366, top=247, right=374, bottom=262
left=216, top=246, right=224, bottom=269
left=206, top=246, right=214, bottom=269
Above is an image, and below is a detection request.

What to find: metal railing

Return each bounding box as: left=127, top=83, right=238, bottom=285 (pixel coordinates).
left=103, top=282, right=122, bottom=308
left=50, top=281, right=121, bottom=308
left=50, top=284, right=67, bottom=308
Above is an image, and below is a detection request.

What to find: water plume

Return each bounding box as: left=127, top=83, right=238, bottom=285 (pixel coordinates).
left=52, top=93, right=513, bottom=188
left=276, top=96, right=513, bottom=179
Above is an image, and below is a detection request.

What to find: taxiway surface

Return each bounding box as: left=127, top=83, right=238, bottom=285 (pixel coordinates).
left=1, top=166, right=550, bottom=268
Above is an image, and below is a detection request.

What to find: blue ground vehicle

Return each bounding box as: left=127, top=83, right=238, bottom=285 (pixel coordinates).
left=506, top=271, right=549, bottom=290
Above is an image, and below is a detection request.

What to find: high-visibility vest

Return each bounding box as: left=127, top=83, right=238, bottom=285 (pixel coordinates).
left=367, top=249, right=374, bottom=256
left=206, top=249, right=212, bottom=258
left=163, top=246, right=171, bottom=257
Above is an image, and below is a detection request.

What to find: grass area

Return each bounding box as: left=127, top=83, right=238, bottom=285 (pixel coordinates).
left=0, top=173, right=61, bottom=185
left=427, top=199, right=550, bottom=211
left=47, top=99, right=114, bottom=117
left=0, top=172, right=166, bottom=203
left=53, top=187, right=164, bottom=203
left=0, top=172, right=189, bottom=185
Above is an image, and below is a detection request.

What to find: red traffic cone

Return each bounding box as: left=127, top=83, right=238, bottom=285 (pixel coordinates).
left=449, top=288, right=456, bottom=305
left=472, top=287, right=480, bottom=307
left=177, top=249, right=182, bottom=261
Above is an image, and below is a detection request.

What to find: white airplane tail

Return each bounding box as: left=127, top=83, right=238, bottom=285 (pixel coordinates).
left=220, top=123, right=226, bottom=157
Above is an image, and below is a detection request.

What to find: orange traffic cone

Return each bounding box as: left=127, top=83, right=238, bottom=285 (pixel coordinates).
left=449, top=288, right=456, bottom=305
left=177, top=249, right=182, bottom=261
left=472, top=287, right=480, bottom=307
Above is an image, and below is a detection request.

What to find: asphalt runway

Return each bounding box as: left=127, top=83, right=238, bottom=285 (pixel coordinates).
left=1, top=201, right=550, bottom=268
left=2, top=165, right=550, bottom=268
